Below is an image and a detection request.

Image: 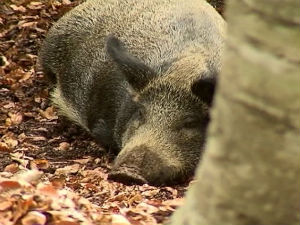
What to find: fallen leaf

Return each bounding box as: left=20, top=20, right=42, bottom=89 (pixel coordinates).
left=111, top=214, right=131, bottom=225
left=27, top=136, right=47, bottom=142
left=0, top=142, right=10, bottom=152
left=128, top=193, right=143, bottom=205
left=3, top=137, right=18, bottom=149
left=62, top=0, right=72, bottom=5
left=54, top=221, right=80, bottom=225
left=39, top=106, right=58, bottom=120
left=162, top=198, right=184, bottom=207
left=27, top=1, right=44, bottom=10
left=8, top=112, right=23, bottom=125
left=3, top=102, right=15, bottom=109
left=21, top=211, right=47, bottom=225
left=10, top=152, right=29, bottom=167
left=72, top=157, right=91, bottom=164
left=0, top=201, right=13, bottom=211
left=0, top=55, right=9, bottom=67
left=55, top=164, right=81, bottom=176
left=136, top=202, right=159, bottom=214
left=23, top=112, right=35, bottom=117
left=14, top=169, right=43, bottom=184
left=31, top=159, right=50, bottom=170
left=58, top=142, right=70, bottom=151
left=5, top=118, right=12, bottom=126
left=142, top=189, right=159, bottom=197
left=18, top=71, right=32, bottom=82
left=10, top=4, right=27, bottom=13
left=0, top=180, right=21, bottom=191
left=4, top=163, right=19, bottom=173
left=37, top=183, right=58, bottom=197
left=50, top=177, right=65, bottom=189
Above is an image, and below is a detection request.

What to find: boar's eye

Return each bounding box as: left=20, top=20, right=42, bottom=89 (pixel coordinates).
left=130, top=106, right=146, bottom=124
left=180, top=116, right=202, bottom=129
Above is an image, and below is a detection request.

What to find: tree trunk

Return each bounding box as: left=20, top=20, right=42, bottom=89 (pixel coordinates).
left=170, top=0, right=300, bottom=224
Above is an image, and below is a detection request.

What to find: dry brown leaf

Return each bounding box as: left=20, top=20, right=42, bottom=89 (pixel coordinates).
left=10, top=152, right=31, bottom=168
left=31, top=159, right=50, bottom=170
left=111, top=214, right=131, bottom=225
left=18, top=71, right=32, bottom=82
left=164, top=187, right=178, bottom=197
left=27, top=1, right=44, bottom=10
left=144, top=199, right=162, bottom=207
left=8, top=112, right=23, bottom=125
left=0, top=55, right=9, bottom=67
left=136, top=202, right=159, bottom=214
left=162, top=198, right=184, bottom=207
left=128, top=193, right=143, bottom=205
left=39, top=106, right=58, bottom=120
left=4, top=163, right=20, bottom=173
left=109, top=193, right=127, bottom=202
left=37, top=183, right=58, bottom=197
left=3, top=137, right=18, bottom=149
left=34, top=96, right=42, bottom=103
left=10, top=4, right=27, bottom=13
left=50, top=177, right=66, bottom=189
left=0, top=180, right=21, bottom=191
left=27, top=136, right=47, bottom=142
left=72, top=157, right=91, bottom=164
left=19, top=21, right=38, bottom=28
left=17, top=133, right=27, bottom=142
left=5, top=118, right=13, bottom=127
left=50, top=1, right=62, bottom=8
left=55, top=164, right=81, bottom=176
left=58, top=142, right=70, bottom=151
left=0, top=201, right=13, bottom=211
left=12, top=197, right=35, bottom=224
left=21, top=211, right=47, bottom=225
left=62, top=0, right=72, bottom=5
left=14, top=169, right=43, bottom=184
left=23, top=112, right=35, bottom=117
left=142, top=189, right=160, bottom=197
left=53, top=221, right=80, bottom=225
left=0, top=142, right=10, bottom=152
left=21, top=15, right=39, bottom=20
left=10, top=152, right=25, bottom=160
left=3, top=102, right=15, bottom=109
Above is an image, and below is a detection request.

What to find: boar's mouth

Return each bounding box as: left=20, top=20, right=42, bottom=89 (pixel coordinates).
left=107, top=144, right=193, bottom=186
left=108, top=166, right=147, bottom=185
left=108, top=165, right=191, bottom=186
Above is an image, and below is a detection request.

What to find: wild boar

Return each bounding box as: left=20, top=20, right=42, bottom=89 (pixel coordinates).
left=39, top=0, right=225, bottom=185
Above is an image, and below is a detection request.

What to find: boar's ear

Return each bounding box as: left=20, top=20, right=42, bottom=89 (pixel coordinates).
left=191, top=75, right=217, bottom=106
left=106, top=35, right=156, bottom=91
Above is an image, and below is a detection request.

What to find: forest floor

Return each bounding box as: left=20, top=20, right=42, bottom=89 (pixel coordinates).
left=0, top=1, right=223, bottom=224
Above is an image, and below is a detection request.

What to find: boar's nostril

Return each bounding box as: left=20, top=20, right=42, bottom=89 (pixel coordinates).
left=108, top=166, right=147, bottom=185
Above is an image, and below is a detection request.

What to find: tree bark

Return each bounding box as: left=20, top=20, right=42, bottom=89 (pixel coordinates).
left=170, top=0, right=300, bottom=224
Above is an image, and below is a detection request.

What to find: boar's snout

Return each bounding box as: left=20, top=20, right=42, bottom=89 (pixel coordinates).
left=108, top=145, right=180, bottom=185
left=108, top=166, right=147, bottom=185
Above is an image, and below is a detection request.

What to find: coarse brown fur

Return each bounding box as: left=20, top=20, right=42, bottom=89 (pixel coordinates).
left=39, top=0, right=226, bottom=185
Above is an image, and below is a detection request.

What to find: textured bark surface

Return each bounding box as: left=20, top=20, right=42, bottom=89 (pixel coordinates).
left=170, top=0, right=300, bottom=224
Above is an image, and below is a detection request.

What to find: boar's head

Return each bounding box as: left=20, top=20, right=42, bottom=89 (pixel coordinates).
left=106, top=36, right=216, bottom=185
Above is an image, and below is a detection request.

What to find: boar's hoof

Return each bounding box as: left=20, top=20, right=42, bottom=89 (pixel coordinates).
left=108, top=167, right=147, bottom=185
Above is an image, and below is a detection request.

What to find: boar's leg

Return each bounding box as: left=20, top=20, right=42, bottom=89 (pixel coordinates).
left=90, top=118, right=118, bottom=152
